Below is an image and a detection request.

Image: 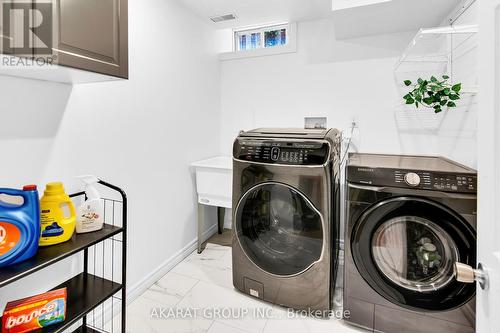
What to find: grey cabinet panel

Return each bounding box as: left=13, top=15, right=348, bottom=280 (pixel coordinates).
left=19, top=0, right=128, bottom=79
left=0, top=0, right=127, bottom=82
left=53, top=0, right=128, bottom=78
left=59, top=0, right=117, bottom=59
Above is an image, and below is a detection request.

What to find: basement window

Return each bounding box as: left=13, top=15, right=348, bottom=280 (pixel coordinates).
left=234, top=24, right=288, bottom=52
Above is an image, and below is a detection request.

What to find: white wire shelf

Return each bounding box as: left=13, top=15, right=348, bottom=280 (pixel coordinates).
left=394, top=24, right=478, bottom=95
left=395, top=24, right=478, bottom=69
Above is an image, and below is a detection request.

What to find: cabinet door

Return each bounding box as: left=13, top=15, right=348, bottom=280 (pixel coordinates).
left=43, top=0, right=128, bottom=78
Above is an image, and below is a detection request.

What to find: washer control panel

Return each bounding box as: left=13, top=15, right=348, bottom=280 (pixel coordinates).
left=347, top=167, right=477, bottom=193
left=394, top=170, right=476, bottom=192
left=233, top=139, right=329, bottom=165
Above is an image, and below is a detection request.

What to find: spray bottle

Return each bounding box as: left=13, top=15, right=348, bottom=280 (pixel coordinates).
left=76, top=175, right=104, bottom=233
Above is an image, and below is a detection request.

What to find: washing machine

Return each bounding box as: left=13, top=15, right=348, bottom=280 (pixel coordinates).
left=344, top=153, right=477, bottom=333
left=232, top=128, right=341, bottom=311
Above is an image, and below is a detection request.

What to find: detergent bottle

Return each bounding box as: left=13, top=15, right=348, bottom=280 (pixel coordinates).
left=0, top=185, right=40, bottom=267
left=76, top=175, right=104, bottom=233
left=39, top=182, right=76, bottom=246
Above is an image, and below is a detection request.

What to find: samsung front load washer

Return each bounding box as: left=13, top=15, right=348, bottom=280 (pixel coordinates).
left=344, top=153, right=477, bottom=333
left=232, top=128, right=341, bottom=311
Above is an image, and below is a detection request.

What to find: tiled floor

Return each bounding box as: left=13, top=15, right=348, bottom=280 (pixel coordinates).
left=126, top=243, right=364, bottom=333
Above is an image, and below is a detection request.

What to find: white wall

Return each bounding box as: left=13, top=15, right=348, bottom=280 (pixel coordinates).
left=0, top=0, right=220, bottom=310
left=0, top=0, right=478, bottom=312
left=219, top=7, right=478, bottom=168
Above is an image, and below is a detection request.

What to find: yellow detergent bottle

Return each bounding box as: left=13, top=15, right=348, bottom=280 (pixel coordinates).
left=39, top=182, right=76, bottom=246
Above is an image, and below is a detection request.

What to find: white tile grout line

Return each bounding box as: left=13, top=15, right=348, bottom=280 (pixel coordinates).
left=170, top=262, right=234, bottom=290
left=214, top=320, right=257, bottom=333
left=261, top=316, right=270, bottom=333
left=166, top=250, right=266, bottom=333
left=145, top=245, right=357, bottom=333
left=205, top=320, right=216, bottom=333
left=127, top=224, right=219, bottom=303
left=135, top=247, right=363, bottom=333
left=173, top=278, right=201, bottom=307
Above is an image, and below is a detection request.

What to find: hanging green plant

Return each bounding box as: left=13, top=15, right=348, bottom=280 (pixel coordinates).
left=403, top=75, right=462, bottom=113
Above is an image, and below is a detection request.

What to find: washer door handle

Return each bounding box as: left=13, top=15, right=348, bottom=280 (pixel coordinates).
left=454, top=262, right=488, bottom=290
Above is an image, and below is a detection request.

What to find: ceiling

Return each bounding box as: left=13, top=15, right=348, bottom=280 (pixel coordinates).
left=332, top=0, right=461, bottom=39
left=176, top=0, right=333, bottom=29
left=177, top=0, right=461, bottom=37
left=333, top=0, right=393, bottom=11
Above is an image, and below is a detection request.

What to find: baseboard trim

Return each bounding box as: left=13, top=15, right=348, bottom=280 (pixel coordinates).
left=126, top=223, right=218, bottom=304
left=84, top=224, right=218, bottom=329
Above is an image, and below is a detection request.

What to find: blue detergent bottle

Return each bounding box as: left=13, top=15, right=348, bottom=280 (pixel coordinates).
left=0, top=185, right=41, bottom=267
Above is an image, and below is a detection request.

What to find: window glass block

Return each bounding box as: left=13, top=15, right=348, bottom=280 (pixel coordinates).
left=234, top=25, right=288, bottom=52
left=239, top=34, right=247, bottom=50
left=265, top=29, right=287, bottom=48
left=250, top=33, right=261, bottom=49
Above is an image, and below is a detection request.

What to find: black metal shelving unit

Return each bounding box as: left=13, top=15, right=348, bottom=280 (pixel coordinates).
left=0, top=180, right=127, bottom=333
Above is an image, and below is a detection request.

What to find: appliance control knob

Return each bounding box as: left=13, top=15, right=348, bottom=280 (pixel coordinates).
left=404, top=172, right=421, bottom=187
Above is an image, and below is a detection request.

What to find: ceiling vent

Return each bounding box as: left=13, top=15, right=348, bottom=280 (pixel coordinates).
left=210, top=14, right=237, bottom=23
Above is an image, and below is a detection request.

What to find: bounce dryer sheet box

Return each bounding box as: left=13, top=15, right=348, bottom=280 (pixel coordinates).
left=2, top=288, right=67, bottom=333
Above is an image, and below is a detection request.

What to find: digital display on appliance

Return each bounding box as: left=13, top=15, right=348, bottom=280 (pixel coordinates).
left=234, top=140, right=329, bottom=165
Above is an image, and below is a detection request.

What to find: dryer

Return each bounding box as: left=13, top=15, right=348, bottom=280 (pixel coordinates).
left=232, top=128, right=341, bottom=311
left=344, top=153, right=476, bottom=333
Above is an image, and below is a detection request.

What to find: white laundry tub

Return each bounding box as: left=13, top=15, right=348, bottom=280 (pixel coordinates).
left=191, top=156, right=232, bottom=208
left=191, top=156, right=233, bottom=253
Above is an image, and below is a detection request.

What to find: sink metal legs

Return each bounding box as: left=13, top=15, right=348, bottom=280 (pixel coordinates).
left=197, top=204, right=226, bottom=254
left=217, top=207, right=225, bottom=234
left=197, top=203, right=204, bottom=254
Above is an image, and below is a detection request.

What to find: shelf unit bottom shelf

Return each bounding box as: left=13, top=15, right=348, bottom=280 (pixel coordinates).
left=1, top=273, right=122, bottom=333
left=73, top=326, right=104, bottom=333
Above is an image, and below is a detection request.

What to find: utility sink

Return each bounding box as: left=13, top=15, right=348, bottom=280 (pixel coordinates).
left=191, top=156, right=232, bottom=209
left=191, top=156, right=232, bottom=253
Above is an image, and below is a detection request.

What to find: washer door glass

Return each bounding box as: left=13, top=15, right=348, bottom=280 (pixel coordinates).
left=235, top=182, right=323, bottom=276
left=372, top=216, right=458, bottom=292
left=351, top=197, right=476, bottom=311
